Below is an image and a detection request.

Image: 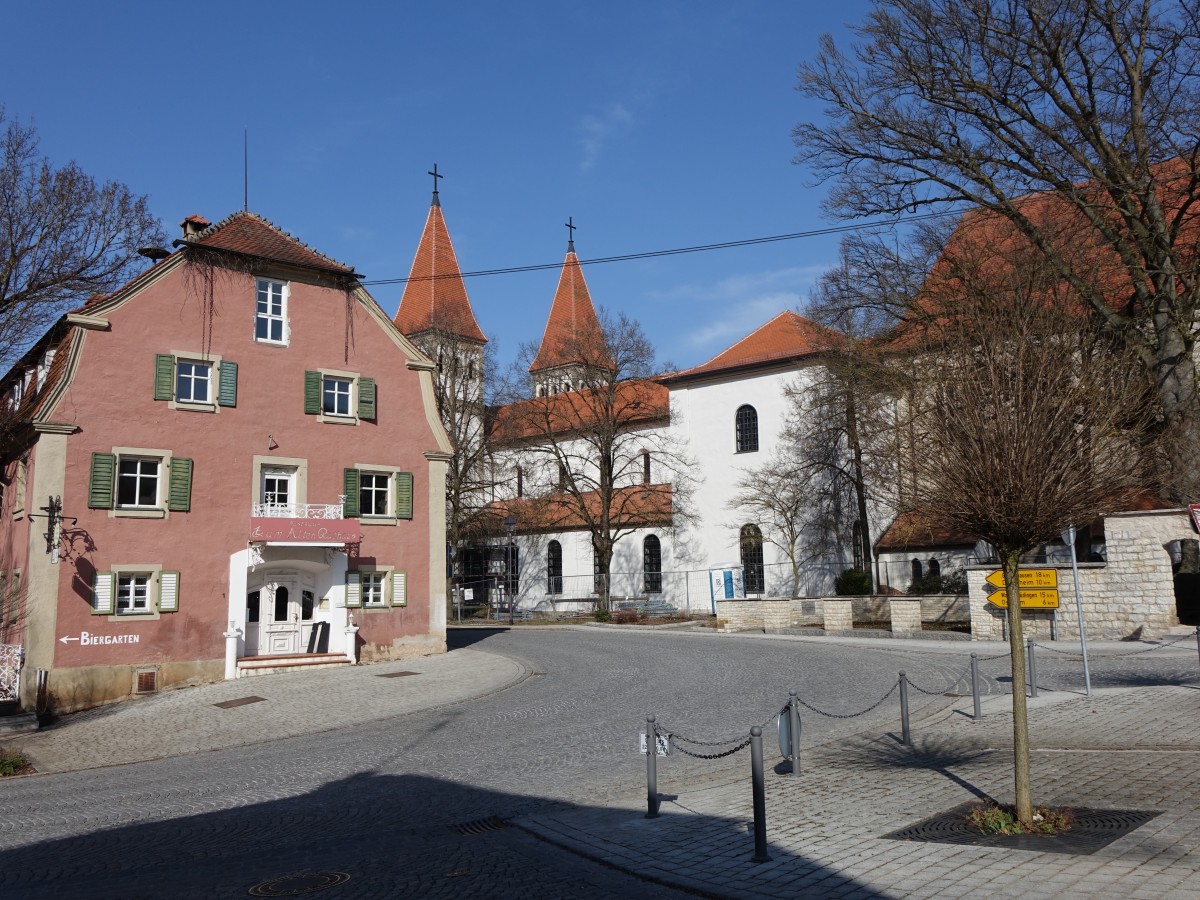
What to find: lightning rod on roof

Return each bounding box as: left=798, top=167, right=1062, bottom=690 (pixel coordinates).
left=243, top=129, right=249, bottom=211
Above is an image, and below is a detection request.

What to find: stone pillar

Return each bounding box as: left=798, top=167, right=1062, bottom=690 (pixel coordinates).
left=823, top=599, right=854, bottom=633
left=345, top=615, right=360, bottom=665
left=223, top=622, right=240, bottom=680
left=889, top=598, right=922, bottom=635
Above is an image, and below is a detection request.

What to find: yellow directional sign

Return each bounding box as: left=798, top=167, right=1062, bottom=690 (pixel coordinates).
left=985, top=568, right=1058, bottom=590
left=986, top=588, right=1060, bottom=609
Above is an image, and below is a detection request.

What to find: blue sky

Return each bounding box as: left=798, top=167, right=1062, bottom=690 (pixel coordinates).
left=4, top=1, right=874, bottom=373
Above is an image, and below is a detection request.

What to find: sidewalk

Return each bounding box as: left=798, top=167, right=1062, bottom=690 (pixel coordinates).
left=520, top=680, right=1200, bottom=898
left=4, top=648, right=527, bottom=773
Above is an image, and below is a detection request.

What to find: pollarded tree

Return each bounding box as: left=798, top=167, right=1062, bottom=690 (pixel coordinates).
left=898, top=228, right=1157, bottom=827
left=495, top=310, right=694, bottom=612
left=794, top=0, right=1200, bottom=500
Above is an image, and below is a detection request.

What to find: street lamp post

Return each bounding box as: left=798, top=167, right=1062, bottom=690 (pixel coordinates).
left=505, top=515, right=516, bottom=626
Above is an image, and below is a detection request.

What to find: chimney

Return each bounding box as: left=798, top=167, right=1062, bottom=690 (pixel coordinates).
left=180, top=214, right=211, bottom=240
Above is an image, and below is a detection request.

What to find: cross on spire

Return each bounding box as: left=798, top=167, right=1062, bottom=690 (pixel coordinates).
left=428, top=164, right=443, bottom=206
left=565, top=216, right=576, bottom=252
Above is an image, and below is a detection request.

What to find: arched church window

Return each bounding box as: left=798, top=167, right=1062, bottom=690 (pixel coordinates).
left=741, top=524, right=765, bottom=593
left=736, top=405, right=759, bottom=453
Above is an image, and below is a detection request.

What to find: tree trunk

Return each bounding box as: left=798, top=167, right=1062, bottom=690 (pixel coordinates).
left=1002, top=548, right=1033, bottom=826
left=846, top=392, right=874, bottom=586
left=596, top=541, right=613, bottom=613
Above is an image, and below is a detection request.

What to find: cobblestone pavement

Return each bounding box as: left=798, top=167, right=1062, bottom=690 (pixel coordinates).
left=0, top=626, right=1197, bottom=897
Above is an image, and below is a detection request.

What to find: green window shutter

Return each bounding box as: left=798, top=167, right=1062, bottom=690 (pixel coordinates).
left=345, top=571, right=362, bottom=608
left=395, top=472, right=413, bottom=520
left=357, top=377, right=376, bottom=420
left=159, top=571, right=180, bottom=613
left=168, top=458, right=193, bottom=512
left=342, top=468, right=360, bottom=517
left=391, top=570, right=407, bottom=607
left=88, top=453, right=117, bottom=509
left=92, top=571, right=114, bottom=615
left=154, top=354, right=175, bottom=401
left=304, top=371, right=321, bottom=414
left=218, top=361, right=238, bottom=407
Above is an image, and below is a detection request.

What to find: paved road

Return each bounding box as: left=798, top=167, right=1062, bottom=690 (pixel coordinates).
left=0, top=626, right=1196, bottom=898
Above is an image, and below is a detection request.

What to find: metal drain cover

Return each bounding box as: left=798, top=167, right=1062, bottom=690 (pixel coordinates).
left=450, top=816, right=509, bottom=836
left=886, top=801, right=1160, bottom=855
left=248, top=871, right=350, bottom=895
left=214, top=696, right=267, bottom=709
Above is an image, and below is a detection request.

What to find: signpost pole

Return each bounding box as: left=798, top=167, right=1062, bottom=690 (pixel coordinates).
left=1063, top=526, right=1092, bottom=697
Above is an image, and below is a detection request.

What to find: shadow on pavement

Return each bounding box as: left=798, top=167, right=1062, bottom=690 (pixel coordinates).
left=447, top=626, right=512, bottom=650
left=0, top=771, right=889, bottom=899
left=831, top=734, right=997, bottom=803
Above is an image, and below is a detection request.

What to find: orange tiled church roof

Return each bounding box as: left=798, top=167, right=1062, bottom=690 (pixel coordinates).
left=662, top=311, right=838, bottom=383
left=529, top=241, right=613, bottom=373
left=394, top=188, right=487, bottom=344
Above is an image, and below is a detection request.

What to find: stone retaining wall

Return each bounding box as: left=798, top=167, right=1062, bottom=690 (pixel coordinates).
left=967, top=509, right=1189, bottom=641
left=715, top=594, right=968, bottom=634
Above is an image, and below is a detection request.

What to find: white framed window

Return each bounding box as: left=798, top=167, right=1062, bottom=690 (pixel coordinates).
left=117, top=458, right=160, bottom=508
left=117, top=573, right=151, bottom=614
left=175, top=360, right=211, bottom=404
left=260, top=466, right=297, bottom=515
left=362, top=572, right=387, bottom=607
left=360, top=472, right=390, bottom=517
left=255, top=278, right=288, bottom=344
left=322, top=375, right=353, bottom=417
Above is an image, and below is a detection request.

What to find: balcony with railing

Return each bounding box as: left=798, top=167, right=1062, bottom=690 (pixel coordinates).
left=249, top=496, right=360, bottom=545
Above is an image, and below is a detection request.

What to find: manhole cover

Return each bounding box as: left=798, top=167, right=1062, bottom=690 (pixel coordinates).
left=376, top=671, right=420, bottom=678
left=886, top=801, right=1160, bottom=854
left=248, top=871, right=350, bottom=896
left=449, top=816, right=509, bottom=836
left=214, top=696, right=267, bottom=710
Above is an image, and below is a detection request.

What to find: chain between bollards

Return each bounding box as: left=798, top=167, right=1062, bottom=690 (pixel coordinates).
left=898, top=671, right=911, bottom=746
left=749, top=725, right=770, bottom=863
left=1027, top=638, right=1039, bottom=699
left=645, top=715, right=659, bottom=819
left=970, top=653, right=982, bottom=722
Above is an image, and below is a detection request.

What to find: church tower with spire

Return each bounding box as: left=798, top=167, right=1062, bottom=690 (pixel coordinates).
left=529, top=219, right=614, bottom=397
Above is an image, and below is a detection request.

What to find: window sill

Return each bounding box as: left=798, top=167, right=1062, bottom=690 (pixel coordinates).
left=361, top=604, right=392, bottom=613
left=110, top=508, right=168, bottom=519
left=318, top=414, right=358, bottom=426
left=254, top=338, right=289, bottom=348
left=360, top=516, right=398, bottom=527
left=734, top=449, right=759, bottom=455
left=106, top=610, right=161, bottom=622
left=169, top=400, right=218, bottom=414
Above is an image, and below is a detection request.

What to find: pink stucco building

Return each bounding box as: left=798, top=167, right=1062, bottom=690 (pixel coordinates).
left=0, top=212, right=451, bottom=712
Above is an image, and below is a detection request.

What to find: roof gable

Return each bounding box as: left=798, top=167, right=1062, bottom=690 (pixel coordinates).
left=663, top=311, right=838, bottom=383
left=181, top=211, right=357, bottom=276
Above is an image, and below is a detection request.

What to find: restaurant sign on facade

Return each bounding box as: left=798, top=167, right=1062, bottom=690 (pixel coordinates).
left=249, top=518, right=363, bottom=544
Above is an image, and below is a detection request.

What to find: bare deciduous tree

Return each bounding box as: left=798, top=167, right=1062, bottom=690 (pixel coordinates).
left=495, top=310, right=694, bottom=612
left=404, top=310, right=497, bottom=606
left=794, top=0, right=1200, bottom=500
left=899, top=233, right=1156, bottom=826
left=0, top=109, right=165, bottom=369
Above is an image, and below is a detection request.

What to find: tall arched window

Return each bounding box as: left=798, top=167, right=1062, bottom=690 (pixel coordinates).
left=928, top=558, right=941, bottom=578
left=911, top=559, right=923, bottom=581
left=547, top=540, right=563, bottom=594
left=735, top=405, right=759, bottom=453
left=643, top=535, right=662, bottom=594
left=741, top=524, right=765, bottom=593
left=516, top=466, right=524, bottom=498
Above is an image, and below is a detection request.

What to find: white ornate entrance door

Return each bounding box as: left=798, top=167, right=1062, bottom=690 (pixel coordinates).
left=263, top=582, right=301, bottom=654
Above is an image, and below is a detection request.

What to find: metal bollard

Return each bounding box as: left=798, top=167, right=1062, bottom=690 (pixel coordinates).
left=899, top=671, right=911, bottom=746
left=1195, top=627, right=1199, bottom=670
left=646, top=715, right=659, bottom=819
left=1027, top=638, right=1039, bottom=699
left=970, top=653, right=982, bottom=722
left=788, top=692, right=802, bottom=777
left=750, top=726, right=771, bottom=863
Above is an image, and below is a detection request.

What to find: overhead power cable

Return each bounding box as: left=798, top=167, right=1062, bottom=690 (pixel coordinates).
left=360, top=211, right=956, bottom=287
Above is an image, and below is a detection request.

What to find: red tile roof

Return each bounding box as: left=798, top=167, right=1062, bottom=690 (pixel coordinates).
left=529, top=250, right=613, bottom=373
left=661, top=311, right=839, bottom=383
left=874, top=512, right=978, bottom=551
left=486, top=483, right=673, bottom=533
left=394, top=200, right=487, bottom=344
left=491, top=378, right=669, bottom=443
left=181, top=211, right=357, bottom=276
